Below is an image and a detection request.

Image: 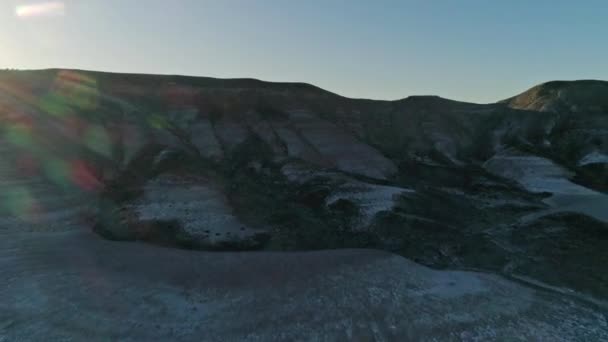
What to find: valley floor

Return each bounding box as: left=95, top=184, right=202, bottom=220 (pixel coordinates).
left=1, top=229, right=607, bottom=341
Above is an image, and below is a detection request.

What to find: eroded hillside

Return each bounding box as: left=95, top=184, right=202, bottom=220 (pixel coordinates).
left=0, top=69, right=607, bottom=303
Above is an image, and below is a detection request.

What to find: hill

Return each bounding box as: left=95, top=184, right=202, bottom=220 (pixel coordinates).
left=0, top=69, right=607, bottom=321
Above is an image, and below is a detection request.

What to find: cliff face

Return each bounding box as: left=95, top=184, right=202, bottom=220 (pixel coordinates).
left=0, top=69, right=607, bottom=299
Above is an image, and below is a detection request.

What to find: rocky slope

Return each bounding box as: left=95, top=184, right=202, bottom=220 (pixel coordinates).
left=0, top=69, right=607, bottom=338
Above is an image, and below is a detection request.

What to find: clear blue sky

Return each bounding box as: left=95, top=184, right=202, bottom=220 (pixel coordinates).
left=1, top=0, right=606, bottom=103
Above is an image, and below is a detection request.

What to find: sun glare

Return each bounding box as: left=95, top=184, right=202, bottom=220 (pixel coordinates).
left=15, top=1, right=65, bottom=18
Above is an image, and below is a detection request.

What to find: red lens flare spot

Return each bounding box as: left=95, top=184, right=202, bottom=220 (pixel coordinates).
left=70, top=160, right=103, bottom=192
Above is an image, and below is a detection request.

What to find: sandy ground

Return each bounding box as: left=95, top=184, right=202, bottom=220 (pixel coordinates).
left=1, top=229, right=607, bottom=341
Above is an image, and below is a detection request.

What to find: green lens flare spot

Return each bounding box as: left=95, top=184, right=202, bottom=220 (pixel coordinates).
left=5, top=125, right=32, bottom=148
left=3, top=187, right=33, bottom=218
left=147, top=114, right=168, bottom=129
left=43, top=159, right=71, bottom=188
left=84, top=125, right=112, bottom=157
left=40, top=93, right=70, bottom=117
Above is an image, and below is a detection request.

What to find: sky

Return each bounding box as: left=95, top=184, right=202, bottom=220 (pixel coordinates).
left=0, top=0, right=607, bottom=103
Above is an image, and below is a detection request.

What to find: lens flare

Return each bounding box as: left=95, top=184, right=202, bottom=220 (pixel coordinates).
left=147, top=113, right=169, bottom=129
left=71, top=160, right=102, bottom=192
left=55, top=70, right=100, bottom=110
left=43, top=158, right=71, bottom=188
left=3, top=187, right=34, bottom=219
left=84, top=124, right=112, bottom=158
left=5, top=122, right=33, bottom=148
left=15, top=2, right=65, bottom=18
